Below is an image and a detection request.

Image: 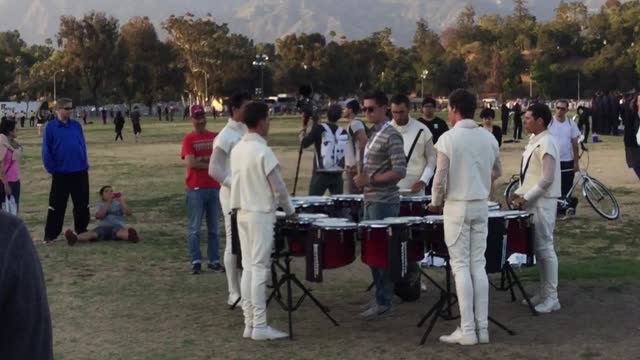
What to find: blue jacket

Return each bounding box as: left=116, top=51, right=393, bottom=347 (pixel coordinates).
left=41, top=118, right=89, bottom=174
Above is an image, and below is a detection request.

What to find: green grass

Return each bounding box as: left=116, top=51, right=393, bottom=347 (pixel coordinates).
left=12, top=114, right=640, bottom=359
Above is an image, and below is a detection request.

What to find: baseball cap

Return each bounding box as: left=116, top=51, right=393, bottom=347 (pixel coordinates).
left=340, top=98, right=361, bottom=113
left=190, top=104, right=205, bottom=118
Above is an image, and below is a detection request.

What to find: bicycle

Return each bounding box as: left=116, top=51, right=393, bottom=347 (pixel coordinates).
left=504, top=141, right=620, bottom=220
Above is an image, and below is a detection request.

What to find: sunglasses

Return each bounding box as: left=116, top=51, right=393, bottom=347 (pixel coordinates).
left=363, top=106, right=377, bottom=113
left=556, top=107, right=567, bottom=111
left=63, top=107, right=74, bottom=110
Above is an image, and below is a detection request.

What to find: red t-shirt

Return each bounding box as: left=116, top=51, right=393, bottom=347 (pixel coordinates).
left=181, top=130, right=220, bottom=189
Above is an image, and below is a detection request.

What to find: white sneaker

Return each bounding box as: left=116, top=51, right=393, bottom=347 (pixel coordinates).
left=477, top=329, right=490, bottom=344
left=228, top=295, right=241, bottom=307
left=521, top=293, right=543, bottom=306
left=534, top=298, right=561, bottom=314
left=243, top=326, right=252, bottom=338
left=251, top=326, right=289, bottom=341
left=359, top=299, right=376, bottom=311
left=420, top=280, right=428, bottom=292
left=439, top=327, right=478, bottom=346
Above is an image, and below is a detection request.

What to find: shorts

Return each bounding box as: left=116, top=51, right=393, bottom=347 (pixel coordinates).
left=94, top=225, right=124, bottom=241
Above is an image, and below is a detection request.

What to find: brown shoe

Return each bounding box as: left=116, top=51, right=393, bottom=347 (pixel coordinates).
left=64, top=229, right=78, bottom=246
left=127, top=228, right=139, bottom=243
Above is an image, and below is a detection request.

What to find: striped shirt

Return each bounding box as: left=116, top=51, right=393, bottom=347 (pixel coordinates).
left=363, top=122, right=407, bottom=203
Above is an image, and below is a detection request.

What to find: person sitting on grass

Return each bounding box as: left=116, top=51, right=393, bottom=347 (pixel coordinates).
left=64, top=185, right=139, bottom=246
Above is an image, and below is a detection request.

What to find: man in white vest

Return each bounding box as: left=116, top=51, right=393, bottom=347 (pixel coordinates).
left=230, top=101, right=296, bottom=341
left=209, top=92, right=252, bottom=306
left=429, top=89, right=502, bottom=345
left=389, top=94, right=436, bottom=194
left=509, top=103, right=562, bottom=314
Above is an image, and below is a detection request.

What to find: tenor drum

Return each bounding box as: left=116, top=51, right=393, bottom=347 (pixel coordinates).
left=501, top=210, right=534, bottom=263
left=359, top=218, right=413, bottom=281
left=384, top=217, right=426, bottom=263
left=291, top=196, right=334, bottom=215
left=282, top=213, right=328, bottom=256
left=331, top=194, right=364, bottom=222
left=306, top=220, right=358, bottom=282
left=399, top=195, right=432, bottom=217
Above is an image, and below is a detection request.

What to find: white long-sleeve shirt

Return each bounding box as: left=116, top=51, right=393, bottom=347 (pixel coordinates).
left=209, top=118, right=247, bottom=188
left=391, top=117, right=436, bottom=192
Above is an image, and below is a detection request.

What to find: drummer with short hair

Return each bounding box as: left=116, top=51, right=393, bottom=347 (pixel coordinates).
left=230, top=101, right=296, bottom=341
left=509, top=103, right=561, bottom=314
left=429, top=89, right=502, bottom=346
left=353, top=90, right=407, bottom=320
left=390, top=94, right=436, bottom=194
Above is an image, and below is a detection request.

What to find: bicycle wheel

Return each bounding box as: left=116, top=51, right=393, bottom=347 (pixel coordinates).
left=582, top=177, right=620, bottom=220
left=504, top=179, right=520, bottom=210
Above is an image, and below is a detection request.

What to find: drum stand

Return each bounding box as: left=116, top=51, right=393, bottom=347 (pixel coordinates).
left=266, top=252, right=339, bottom=340
left=497, top=262, right=538, bottom=316
left=417, top=257, right=516, bottom=345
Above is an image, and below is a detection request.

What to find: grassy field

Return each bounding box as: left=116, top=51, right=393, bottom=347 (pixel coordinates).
left=13, top=113, right=640, bottom=359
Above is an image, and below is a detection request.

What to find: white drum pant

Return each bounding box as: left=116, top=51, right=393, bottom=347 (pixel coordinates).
left=237, top=210, right=276, bottom=328
left=444, top=200, right=489, bottom=335
left=530, top=197, right=558, bottom=301
left=221, top=187, right=241, bottom=302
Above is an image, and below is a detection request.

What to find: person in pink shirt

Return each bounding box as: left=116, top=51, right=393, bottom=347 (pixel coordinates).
left=0, top=118, right=23, bottom=212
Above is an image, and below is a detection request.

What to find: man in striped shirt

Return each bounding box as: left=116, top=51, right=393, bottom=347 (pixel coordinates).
left=354, top=90, right=407, bottom=319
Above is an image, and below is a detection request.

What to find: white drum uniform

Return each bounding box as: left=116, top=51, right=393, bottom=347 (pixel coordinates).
left=230, top=132, right=295, bottom=340
left=431, top=119, right=501, bottom=345
left=391, top=117, right=436, bottom=193
left=515, top=130, right=562, bottom=313
left=209, top=117, right=247, bottom=305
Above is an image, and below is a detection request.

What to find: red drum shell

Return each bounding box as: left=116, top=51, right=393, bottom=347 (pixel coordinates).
left=360, top=227, right=391, bottom=268
left=317, top=227, right=357, bottom=269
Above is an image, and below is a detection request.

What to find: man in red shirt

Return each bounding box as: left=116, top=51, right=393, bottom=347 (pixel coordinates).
left=181, top=104, right=224, bottom=274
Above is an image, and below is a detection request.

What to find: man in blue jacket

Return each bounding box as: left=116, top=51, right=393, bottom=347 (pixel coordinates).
left=42, top=98, right=90, bottom=242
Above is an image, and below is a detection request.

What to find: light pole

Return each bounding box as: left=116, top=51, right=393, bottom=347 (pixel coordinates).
left=193, top=69, right=208, bottom=105
left=253, top=54, right=269, bottom=100
left=420, top=69, right=429, bottom=97
left=577, top=71, right=581, bottom=103
left=53, top=69, right=64, bottom=104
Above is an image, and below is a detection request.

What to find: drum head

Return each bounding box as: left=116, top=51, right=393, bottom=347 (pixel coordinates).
left=400, top=195, right=432, bottom=202
left=290, top=213, right=329, bottom=224
left=488, top=201, right=501, bottom=211
left=498, top=210, right=531, bottom=219
left=331, top=194, right=364, bottom=201
left=384, top=216, right=425, bottom=224
left=315, top=220, right=358, bottom=230
left=292, top=196, right=334, bottom=206
left=276, top=211, right=286, bottom=219
left=424, top=215, right=444, bottom=224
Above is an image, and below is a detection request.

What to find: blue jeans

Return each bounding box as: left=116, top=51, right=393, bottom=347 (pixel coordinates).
left=364, top=201, right=400, bottom=308
left=186, top=188, right=221, bottom=265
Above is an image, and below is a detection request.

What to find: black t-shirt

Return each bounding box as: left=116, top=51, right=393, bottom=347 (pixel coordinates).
left=418, top=116, right=449, bottom=144
left=0, top=213, right=53, bottom=360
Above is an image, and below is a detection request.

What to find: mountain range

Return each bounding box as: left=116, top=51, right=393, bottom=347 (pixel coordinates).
left=0, top=0, right=613, bottom=46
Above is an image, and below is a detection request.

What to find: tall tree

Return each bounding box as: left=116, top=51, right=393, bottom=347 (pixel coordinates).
left=57, top=12, right=121, bottom=104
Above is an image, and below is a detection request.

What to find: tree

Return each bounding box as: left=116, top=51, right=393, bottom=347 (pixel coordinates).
left=57, top=12, right=121, bottom=104
left=514, top=0, right=530, bottom=19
